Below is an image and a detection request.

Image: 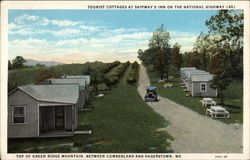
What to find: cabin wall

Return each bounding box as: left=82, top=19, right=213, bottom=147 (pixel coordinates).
left=8, top=89, right=39, bottom=138
left=192, top=82, right=217, bottom=97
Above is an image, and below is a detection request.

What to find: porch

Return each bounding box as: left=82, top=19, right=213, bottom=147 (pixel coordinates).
left=39, top=104, right=76, bottom=137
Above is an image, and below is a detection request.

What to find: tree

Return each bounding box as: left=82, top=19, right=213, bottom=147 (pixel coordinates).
left=11, top=56, right=26, bottom=69
left=83, top=66, right=104, bottom=93
left=192, top=32, right=210, bottom=71
left=149, top=24, right=171, bottom=81
left=205, top=10, right=243, bottom=103
left=182, top=51, right=202, bottom=68
left=8, top=60, right=12, bottom=70
left=35, top=66, right=61, bottom=84
left=206, top=10, right=243, bottom=78
left=104, top=75, right=118, bottom=90
left=172, top=42, right=182, bottom=69
left=210, top=67, right=232, bottom=104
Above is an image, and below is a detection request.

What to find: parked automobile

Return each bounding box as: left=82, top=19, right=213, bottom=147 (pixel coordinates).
left=144, top=86, right=158, bottom=102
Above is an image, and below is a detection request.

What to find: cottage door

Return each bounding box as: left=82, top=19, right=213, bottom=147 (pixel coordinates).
left=55, top=106, right=65, bottom=129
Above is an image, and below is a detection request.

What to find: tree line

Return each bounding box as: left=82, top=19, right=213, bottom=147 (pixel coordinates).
left=138, top=10, right=243, bottom=104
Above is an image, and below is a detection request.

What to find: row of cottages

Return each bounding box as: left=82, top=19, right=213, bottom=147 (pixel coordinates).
left=180, top=67, right=217, bottom=97
left=8, top=75, right=90, bottom=138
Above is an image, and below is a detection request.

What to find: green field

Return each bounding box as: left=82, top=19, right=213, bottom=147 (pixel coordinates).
left=147, top=66, right=243, bottom=124
left=8, top=62, right=106, bottom=91
left=8, top=64, right=173, bottom=153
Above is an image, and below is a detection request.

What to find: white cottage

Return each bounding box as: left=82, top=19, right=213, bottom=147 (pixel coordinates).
left=8, top=84, right=80, bottom=138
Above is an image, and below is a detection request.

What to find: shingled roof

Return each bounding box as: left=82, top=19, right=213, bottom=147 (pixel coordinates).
left=62, top=75, right=90, bottom=85
left=49, top=78, right=86, bottom=90
left=191, top=74, right=214, bottom=82
left=18, top=84, right=79, bottom=104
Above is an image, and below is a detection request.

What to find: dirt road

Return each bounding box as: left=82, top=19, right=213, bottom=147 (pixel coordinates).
left=137, top=65, right=243, bottom=153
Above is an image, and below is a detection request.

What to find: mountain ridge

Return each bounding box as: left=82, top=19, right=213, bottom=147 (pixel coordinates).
left=24, top=59, right=64, bottom=67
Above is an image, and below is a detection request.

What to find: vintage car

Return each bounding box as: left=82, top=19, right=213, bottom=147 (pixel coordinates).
left=206, top=106, right=230, bottom=118
left=201, top=98, right=216, bottom=107
left=144, top=86, right=158, bottom=102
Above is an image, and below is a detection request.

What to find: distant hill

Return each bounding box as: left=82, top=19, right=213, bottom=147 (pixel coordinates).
left=25, top=59, right=64, bottom=67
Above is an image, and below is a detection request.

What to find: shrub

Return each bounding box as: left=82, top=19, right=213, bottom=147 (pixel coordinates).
left=127, top=61, right=139, bottom=85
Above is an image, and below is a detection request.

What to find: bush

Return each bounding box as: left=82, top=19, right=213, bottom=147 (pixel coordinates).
left=35, top=67, right=62, bottom=84
left=127, top=61, right=139, bottom=85
left=100, top=61, right=120, bottom=74
left=104, top=62, right=130, bottom=89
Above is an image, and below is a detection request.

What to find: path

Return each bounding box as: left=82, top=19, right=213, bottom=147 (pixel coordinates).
left=137, top=65, right=243, bottom=153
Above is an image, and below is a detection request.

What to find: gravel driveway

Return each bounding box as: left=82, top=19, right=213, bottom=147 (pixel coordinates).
left=137, top=65, right=243, bottom=153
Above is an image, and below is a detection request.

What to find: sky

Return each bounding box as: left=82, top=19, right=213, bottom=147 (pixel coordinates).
left=8, top=10, right=218, bottom=63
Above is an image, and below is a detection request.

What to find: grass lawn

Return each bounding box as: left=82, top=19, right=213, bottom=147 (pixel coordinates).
left=8, top=64, right=173, bottom=153
left=147, top=67, right=243, bottom=124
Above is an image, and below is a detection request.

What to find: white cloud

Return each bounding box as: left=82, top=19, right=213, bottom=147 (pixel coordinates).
left=9, top=28, right=33, bottom=35
left=56, top=38, right=88, bottom=46
left=80, top=25, right=101, bottom=32
left=14, top=14, right=39, bottom=24
left=13, top=14, right=82, bottom=27
left=170, top=30, right=198, bottom=38
left=9, top=14, right=199, bottom=63
left=37, top=17, right=50, bottom=26
left=51, top=20, right=81, bottom=27
left=8, top=23, right=19, bottom=30
left=52, top=28, right=82, bottom=37
left=10, top=38, right=47, bottom=45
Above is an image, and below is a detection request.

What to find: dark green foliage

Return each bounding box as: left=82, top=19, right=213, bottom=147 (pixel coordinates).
left=8, top=60, right=12, bottom=70
left=172, top=42, right=182, bottom=70
left=150, top=25, right=171, bottom=81
left=8, top=67, right=40, bottom=92
left=104, top=62, right=130, bottom=90
left=205, top=10, right=244, bottom=103
left=11, top=56, right=26, bottom=70
left=99, top=61, right=120, bottom=74
left=83, top=65, right=104, bottom=93
left=35, top=67, right=62, bottom=84
left=138, top=48, right=158, bottom=66
left=182, top=51, right=202, bottom=69
left=192, top=32, right=210, bottom=71
left=205, top=10, right=243, bottom=78
left=210, top=71, right=232, bottom=104
left=127, top=61, right=139, bottom=85
left=56, top=62, right=105, bottom=75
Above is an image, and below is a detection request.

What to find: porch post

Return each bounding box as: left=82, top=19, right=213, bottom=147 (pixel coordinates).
left=72, top=105, right=74, bottom=133
left=53, top=106, right=55, bottom=130
left=64, top=105, right=66, bottom=130
left=37, top=102, right=40, bottom=137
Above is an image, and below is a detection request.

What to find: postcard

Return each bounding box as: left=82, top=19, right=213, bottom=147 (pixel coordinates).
left=1, top=1, right=249, bottom=160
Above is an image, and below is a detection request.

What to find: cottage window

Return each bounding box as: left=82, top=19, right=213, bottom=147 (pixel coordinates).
left=12, top=106, right=26, bottom=124
left=200, top=83, right=207, bottom=92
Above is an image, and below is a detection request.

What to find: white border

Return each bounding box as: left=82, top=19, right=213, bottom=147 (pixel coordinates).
left=1, top=1, right=249, bottom=160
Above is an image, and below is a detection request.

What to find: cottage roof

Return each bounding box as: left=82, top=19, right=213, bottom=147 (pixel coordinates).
left=18, top=84, right=79, bottom=104
left=180, top=67, right=196, bottom=72
left=191, top=74, right=213, bottom=82
left=186, top=70, right=210, bottom=78
left=49, top=78, right=86, bottom=90
left=62, top=75, right=90, bottom=85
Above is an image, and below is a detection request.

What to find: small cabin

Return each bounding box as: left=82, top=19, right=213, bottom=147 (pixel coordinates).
left=180, top=67, right=217, bottom=97
left=44, top=78, right=87, bottom=110
left=62, top=75, right=90, bottom=100
left=8, top=84, right=80, bottom=138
